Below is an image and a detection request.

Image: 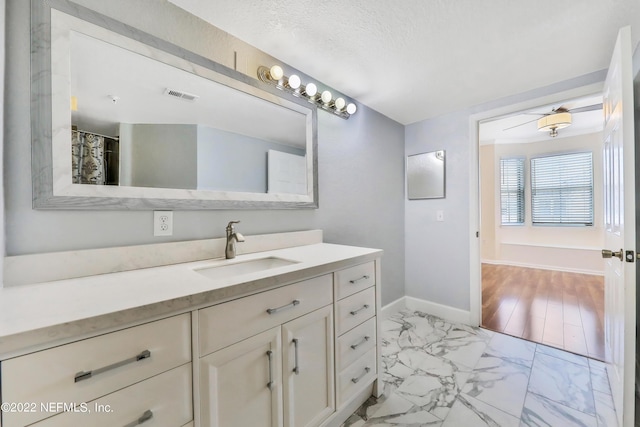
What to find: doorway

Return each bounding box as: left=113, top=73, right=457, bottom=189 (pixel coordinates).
left=476, top=94, right=606, bottom=360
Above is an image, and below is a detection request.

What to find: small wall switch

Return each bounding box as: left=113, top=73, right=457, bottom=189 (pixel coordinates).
left=154, top=211, right=173, bottom=236
left=436, top=210, right=444, bottom=222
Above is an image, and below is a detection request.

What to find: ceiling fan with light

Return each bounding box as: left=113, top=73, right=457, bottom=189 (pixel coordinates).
left=504, top=103, right=603, bottom=137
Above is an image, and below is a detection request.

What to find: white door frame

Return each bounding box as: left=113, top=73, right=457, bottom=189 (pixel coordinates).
left=468, top=82, right=605, bottom=326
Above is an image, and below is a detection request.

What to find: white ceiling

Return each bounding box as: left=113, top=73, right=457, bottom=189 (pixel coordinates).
left=168, top=0, right=640, bottom=125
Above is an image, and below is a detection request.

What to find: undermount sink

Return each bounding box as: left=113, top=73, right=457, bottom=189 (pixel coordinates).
left=194, top=257, right=299, bottom=280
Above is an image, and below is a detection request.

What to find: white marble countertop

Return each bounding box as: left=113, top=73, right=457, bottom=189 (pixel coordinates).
left=0, top=241, right=382, bottom=357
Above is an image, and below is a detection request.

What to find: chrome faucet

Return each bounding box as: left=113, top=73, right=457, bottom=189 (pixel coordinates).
left=225, top=220, right=245, bottom=259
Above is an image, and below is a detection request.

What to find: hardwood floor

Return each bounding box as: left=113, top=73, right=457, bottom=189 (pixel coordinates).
left=481, top=263, right=605, bottom=360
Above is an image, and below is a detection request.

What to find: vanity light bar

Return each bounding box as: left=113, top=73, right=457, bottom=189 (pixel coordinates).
left=257, top=65, right=357, bottom=119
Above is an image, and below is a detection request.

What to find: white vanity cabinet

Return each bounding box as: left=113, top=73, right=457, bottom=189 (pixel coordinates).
left=198, top=275, right=335, bottom=427
left=199, top=326, right=283, bottom=427
left=282, top=305, right=335, bottom=427
left=0, top=235, right=383, bottom=427
left=0, top=313, right=192, bottom=427
left=30, top=363, right=193, bottom=427
left=333, top=262, right=379, bottom=407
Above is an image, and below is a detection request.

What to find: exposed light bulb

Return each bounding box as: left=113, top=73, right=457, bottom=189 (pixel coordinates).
left=346, top=103, right=357, bottom=115
left=287, top=74, right=301, bottom=90
left=334, top=97, right=346, bottom=111
left=304, top=82, right=318, bottom=97
left=269, top=65, right=284, bottom=81
left=321, top=90, right=332, bottom=104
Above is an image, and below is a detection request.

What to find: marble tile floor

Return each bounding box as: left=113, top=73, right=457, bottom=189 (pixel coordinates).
left=343, top=309, right=618, bottom=427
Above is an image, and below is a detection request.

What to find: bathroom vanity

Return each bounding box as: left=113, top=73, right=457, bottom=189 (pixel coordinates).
left=0, top=230, right=382, bottom=427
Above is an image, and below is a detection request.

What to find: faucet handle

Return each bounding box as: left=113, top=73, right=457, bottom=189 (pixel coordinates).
left=226, top=220, right=241, bottom=230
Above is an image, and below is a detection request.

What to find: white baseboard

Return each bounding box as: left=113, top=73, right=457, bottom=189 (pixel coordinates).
left=380, top=297, right=407, bottom=320
left=380, top=296, right=472, bottom=326
left=481, top=259, right=604, bottom=276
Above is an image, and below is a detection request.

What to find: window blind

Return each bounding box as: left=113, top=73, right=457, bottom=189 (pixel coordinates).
left=530, top=152, right=593, bottom=226
left=500, top=157, right=524, bottom=225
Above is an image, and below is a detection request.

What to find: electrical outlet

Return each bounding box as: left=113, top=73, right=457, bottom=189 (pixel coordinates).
left=154, top=211, right=173, bottom=236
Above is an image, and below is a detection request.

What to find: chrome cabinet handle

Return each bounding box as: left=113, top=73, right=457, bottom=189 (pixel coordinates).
left=123, top=409, right=153, bottom=427
left=74, top=350, right=151, bottom=383
left=349, top=275, right=370, bottom=284
left=351, top=367, right=371, bottom=384
left=266, top=350, right=274, bottom=390
left=350, top=336, right=371, bottom=350
left=350, top=304, right=370, bottom=316
left=266, top=300, right=300, bottom=315
left=293, top=338, right=300, bottom=375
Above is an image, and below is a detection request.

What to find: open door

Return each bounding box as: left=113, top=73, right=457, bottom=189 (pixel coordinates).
left=601, top=26, right=636, bottom=427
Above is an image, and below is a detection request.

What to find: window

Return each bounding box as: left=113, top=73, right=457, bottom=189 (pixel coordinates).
left=500, top=157, right=525, bottom=225
left=530, top=152, right=593, bottom=226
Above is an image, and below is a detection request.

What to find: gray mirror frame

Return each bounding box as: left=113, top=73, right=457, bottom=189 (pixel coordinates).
left=31, top=0, right=318, bottom=210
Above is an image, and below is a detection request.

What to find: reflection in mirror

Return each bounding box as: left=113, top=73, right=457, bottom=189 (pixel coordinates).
left=70, top=32, right=306, bottom=194
left=407, top=151, right=446, bottom=199
left=31, top=0, right=317, bottom=209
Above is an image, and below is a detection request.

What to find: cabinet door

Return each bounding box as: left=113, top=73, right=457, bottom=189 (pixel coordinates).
left=282, top=305, right=335, bottom=427
left=200, top=327, right=282, bottom=427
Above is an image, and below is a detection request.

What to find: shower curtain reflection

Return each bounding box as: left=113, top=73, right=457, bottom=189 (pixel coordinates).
left=71, top=130, right=119, bottom=185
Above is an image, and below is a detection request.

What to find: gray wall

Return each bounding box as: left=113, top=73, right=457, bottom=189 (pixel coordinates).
left=123, top=124, right=198, bottom=189
left=405, top=71, right=607, bottom=312
left=197, top=125, right=304, bottom=193
left=4, top=0, right=405, bottom=305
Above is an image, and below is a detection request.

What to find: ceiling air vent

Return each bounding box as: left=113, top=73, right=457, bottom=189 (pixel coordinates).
left=164, top=88, right=199, bottom=102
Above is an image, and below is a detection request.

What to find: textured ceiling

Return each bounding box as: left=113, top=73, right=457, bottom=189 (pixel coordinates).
left=168, top=0, right=640, bottom=125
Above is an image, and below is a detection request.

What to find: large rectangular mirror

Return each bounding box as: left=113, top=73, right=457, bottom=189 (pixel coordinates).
left=31, top=0, right=318, bottom=209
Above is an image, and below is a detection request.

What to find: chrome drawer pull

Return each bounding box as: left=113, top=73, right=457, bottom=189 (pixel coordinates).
left=123, top=409, right=153, bottom=427
left=74, top=350, right=151, bottom=383
left=293, top=338, right=300, bottom=375
left=350, top=336, right=371, bottom=350
left=349, top=275, right=370, bottom=284
left=350, top=304, right=370, bottom=316
left=266, top=299, right=300, bottom=315
left=351, top=367, right=371, bottom=384
left=266, top=350, right=274, bottom=390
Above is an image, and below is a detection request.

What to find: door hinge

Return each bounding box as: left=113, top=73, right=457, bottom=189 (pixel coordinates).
left=476, top=231, right=479, bottom=238
left=625, top=250, right=635, bottom=262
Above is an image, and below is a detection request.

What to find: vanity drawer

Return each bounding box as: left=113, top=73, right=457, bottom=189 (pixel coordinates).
left=335, top=287, right=376, bottom=336
left=31, top=363, right=193, bottom=427
left=337, top=347, right=377, bottom=407
left=1, top=313, right=191, bottom=427
left=336, top=317, right=377, bottom=371
left=199, top=274, right=333, bottom=356
left=335, top=262, right=375, bottom=300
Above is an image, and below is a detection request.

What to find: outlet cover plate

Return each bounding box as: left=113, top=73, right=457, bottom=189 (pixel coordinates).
left=154, top=211, right=173, bottom=236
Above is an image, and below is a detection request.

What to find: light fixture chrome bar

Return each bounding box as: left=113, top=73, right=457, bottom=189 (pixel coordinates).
left=257, top=65, right=357, bottom=120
